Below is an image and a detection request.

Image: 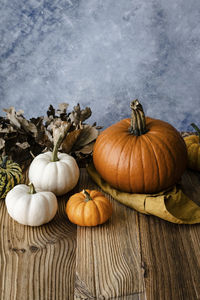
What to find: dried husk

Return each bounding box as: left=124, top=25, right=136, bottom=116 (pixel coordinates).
left=0, top=103, right=101, bottom=170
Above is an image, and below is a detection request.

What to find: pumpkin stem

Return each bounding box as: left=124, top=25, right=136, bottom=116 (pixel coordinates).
left=191, top=123, right=200, bottom=143
left=129, top=99, right=148, bottom=136
left=52, top=123, right=71, bottom=162
left=29, top=183, right=36, bottom=194
left=83, top=189, right=92, bottom=202
left=52, top=135, right=63, bottom=162
left=0, top=156, right=8, bottom=169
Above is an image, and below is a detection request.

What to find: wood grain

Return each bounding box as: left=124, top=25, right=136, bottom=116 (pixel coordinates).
left=0, top=168, right=77, bottom=300
left=139, top=170, right=200, bottom=300
left=75, top=169, right=145, bottom=300
left=1, top=168, right=200, bottom=300
left=181, top=169, right=200, bottom=206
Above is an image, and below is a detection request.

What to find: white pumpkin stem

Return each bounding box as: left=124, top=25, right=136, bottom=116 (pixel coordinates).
left=52, top=135, right=63, bottom=162
left=129, top=100, right=148, bottom=136
left=52, top=123, right=71, bottom=162
left=29, top=183, right=36, bottom=194
left=83, top=189, right=92, bottom=202
left=0, top=156, right=8, bottom=169
left=191, top=123, right=200, bottom=143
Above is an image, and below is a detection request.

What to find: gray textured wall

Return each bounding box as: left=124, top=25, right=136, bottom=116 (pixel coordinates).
left=1, top=0, right=200, bottom=131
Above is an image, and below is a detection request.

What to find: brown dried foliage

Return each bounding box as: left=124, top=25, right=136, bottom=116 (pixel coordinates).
left=0, top=103, right=101, bottom=169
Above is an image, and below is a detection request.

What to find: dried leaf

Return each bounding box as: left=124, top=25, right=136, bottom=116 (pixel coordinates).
left=62, top=129, right=82, bottom=153
left=69, top=104, right=92, bottom=127
left=77, top=141, right=95, bottom=154
left=72, top=125, right=99, bottom=149
left=44, top=114, right=54, bottom=127
left=30, top=117, right=52, bottom=148
left=47, top=105, right=55, bottom=118
left=45, top=129, right=54, bottom=144
left=0, top=117, right=15, bottom=133
left=57, top=103, right=69, bottom=115
left=0, top=102, right=98, bottom=168
left=16, top=142, right=30, bottom=149
left=52, top=121, right=71, bottom=146
left=3, top=107, right=21, bottom=128
left=4, top=107, right=37, bottom=135
left=0, top=125, right=16, bottom=133
left=21, top=118, right=37, bottom=134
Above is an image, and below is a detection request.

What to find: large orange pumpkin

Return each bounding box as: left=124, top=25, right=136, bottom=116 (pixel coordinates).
left=93, top=100, right=187, bottom=194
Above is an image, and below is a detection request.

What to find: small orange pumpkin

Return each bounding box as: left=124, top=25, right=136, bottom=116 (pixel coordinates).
left=66, top=189, right=112, bottom=226
left=93, top=100, right=187, bottom=194
left=184, top=123, right=200, bottom=171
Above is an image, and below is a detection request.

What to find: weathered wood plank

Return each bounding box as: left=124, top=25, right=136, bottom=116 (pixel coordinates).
left=181, top=169, right=200, bottom=206
left=1, top=167, right=200, bottom=300
left=0, top=170, right=77, bottom=300
left=139, top=170, right=200, bottom=300
left=75, top=169, right=145, bottom=300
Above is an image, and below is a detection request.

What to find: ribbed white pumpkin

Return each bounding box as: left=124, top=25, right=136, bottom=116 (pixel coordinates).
left=28, top=152, right=79, bottom=196
left=5, top=184, right=58, bottom=226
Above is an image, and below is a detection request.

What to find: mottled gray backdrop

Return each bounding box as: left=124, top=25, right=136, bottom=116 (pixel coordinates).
left=1, top=0, right=200, bottom=131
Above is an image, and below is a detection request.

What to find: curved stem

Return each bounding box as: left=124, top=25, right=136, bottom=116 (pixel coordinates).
left=52, top=135, right=63, bottom=162
left=29, top=183, right=36, bottom=194
left=191, top=123, right=200, bottom=143
left=83, top=189, right=92, bottom=202
left=129, top=99, right=148, bottom=136
left=52, top=122, right=71, bottom=162
left=0, top=156, right=8, bottom=169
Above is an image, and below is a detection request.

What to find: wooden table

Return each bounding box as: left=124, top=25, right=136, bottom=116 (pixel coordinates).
left=0, top=168, right=200, bottom=300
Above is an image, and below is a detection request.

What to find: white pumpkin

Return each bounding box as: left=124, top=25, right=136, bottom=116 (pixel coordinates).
left=28, top=152, right=79, bottom=196
left=5, top=183, right=58, bottom=226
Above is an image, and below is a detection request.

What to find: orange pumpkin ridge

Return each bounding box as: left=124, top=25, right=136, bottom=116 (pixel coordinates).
left=66, top=190, right=112, bottom=226
left=93, top=100, right=188, bottom=194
